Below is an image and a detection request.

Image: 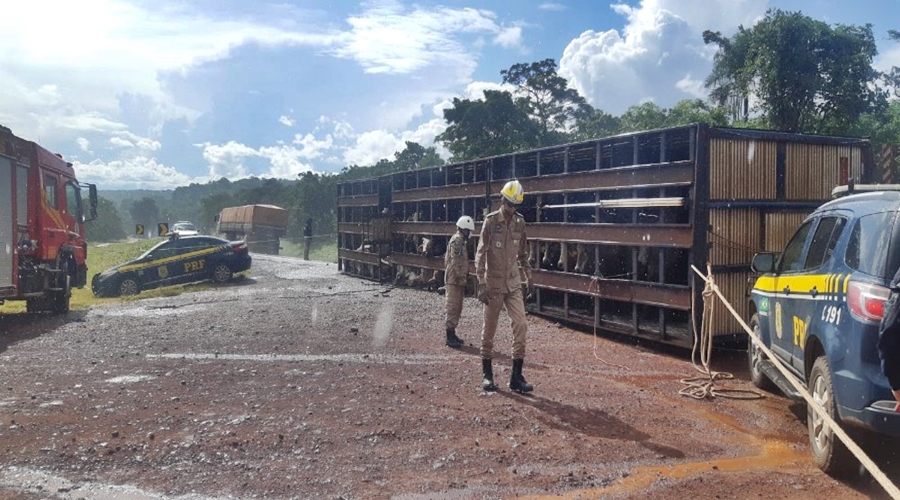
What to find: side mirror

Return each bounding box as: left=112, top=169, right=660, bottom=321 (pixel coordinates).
left=750, top=252, right=777, bottom=274
left=87, top=184, right=98, bottom=221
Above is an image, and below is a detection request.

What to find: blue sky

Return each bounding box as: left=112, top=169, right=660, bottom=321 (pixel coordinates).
left=2, top=0, right=898, bottom=190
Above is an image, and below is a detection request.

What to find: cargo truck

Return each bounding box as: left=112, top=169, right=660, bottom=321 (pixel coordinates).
left=0, top=125, right=97, bottom=313
left=215, top=204, right=288, bottom=255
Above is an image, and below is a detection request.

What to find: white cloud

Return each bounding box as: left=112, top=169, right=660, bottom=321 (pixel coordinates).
left=279, top=115, right=295, bottom=127
left=258, top=145, right=316, bottom=178
left=198, top=138, right=332, bottom=180
left=74, top=156, right=195, bottom=190
left=76, top=138, right=91, bottom=153
left=494, top=26, right=523, bottom=49
left=675, top=74, right=706, bottom=99
left=292, top=133, right=334, bottom=160
left=343, top=130, right=405, bottom=166
left=539, top=3, right=567, bottom=11
left=342, top=119, right=449, bottom=167
left=331, top=3, right=507, bottom=75
left=198, top=141, right=257, bottom=179
left=110, top=137, right=135, bottom=148
left=558, top=0, right=766, bottom=114
left=0, top=0, right=339, bottom=149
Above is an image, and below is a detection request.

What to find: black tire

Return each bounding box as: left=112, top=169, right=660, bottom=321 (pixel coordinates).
left=26, top=298, right=43, bottom=313
left=808, top=356, right=856, bottom=475
left=118, top=276, right=141, bottom=296
left=747, top=313, right=775, bottom=391
left=51, top=273, right=71, bottom=314
left=212, top=263, right=233, bottom=284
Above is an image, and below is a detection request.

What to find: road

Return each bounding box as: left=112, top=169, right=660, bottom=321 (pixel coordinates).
left=0, top=254, right=896, bottom=499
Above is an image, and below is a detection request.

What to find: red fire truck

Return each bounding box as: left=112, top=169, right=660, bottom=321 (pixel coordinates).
left=0, top=125, right=97, bottom=313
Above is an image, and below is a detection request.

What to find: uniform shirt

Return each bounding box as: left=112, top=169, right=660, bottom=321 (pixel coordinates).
left=444, top=231, right=469, bottom=286
left=475, top=209, right=531, bottom=293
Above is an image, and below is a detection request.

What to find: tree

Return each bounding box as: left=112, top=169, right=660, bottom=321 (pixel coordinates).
left=85, top=197, right=126, bottom=242
left=666, top=99, right=730, bottom=127
left=619, top=102, right=669, bottom=132
left=393, top=142, right=444, bottom=171
left=887, top=29, right=900, bottom=98
left=572, top=107, right=621, bottom=141
left=501, top=58, right=589, bottom=146
left=704, top=10, right=885, bottom=134
left=198, top=193, right=236, bottom=235
left=127, top=197, right=160, bottom=235
left=436, top=90, right=539, bottom=161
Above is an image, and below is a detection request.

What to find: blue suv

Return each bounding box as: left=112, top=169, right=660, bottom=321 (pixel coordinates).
left=748, top=186, right=900, bottom=475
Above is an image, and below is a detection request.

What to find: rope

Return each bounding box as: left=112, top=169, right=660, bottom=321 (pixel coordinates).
left=586, top=277, right=630, bottom=371
left=690, top=264, right=900, bottom=500
left=679, top=264, right=761, bottom=400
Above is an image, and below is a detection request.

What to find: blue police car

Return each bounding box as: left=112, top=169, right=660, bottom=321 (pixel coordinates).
left=748, top=185, right=900, bottom=475
left=92, top=235, right=251, bottom=297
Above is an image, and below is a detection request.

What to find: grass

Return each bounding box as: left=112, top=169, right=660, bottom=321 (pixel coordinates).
left=279, top=235, right=338, bottom=263
left=1, top=235, right=338, bottom=313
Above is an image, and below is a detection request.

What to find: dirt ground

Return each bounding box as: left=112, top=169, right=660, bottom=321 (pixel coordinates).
left=1, top=254, right=899, bottom=500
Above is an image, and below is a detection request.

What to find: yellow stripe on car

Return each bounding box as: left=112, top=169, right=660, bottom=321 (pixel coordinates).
left=118, top=245, right=224, bottom=272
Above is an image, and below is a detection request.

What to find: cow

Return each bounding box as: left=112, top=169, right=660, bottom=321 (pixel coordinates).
left=573, top=243, right=594, bottom=275
left=540, top=242, right=561, bottom=271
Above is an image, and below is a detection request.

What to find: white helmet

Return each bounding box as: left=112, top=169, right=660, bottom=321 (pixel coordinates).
left=456, top=215, right=475, bottom=231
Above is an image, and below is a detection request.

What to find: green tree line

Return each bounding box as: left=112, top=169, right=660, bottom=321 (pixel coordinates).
left=87, top=10, right=900, bottom=245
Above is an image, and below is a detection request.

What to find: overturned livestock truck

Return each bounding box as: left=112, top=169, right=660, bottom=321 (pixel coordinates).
left=337, top=124, right=873, bottom=348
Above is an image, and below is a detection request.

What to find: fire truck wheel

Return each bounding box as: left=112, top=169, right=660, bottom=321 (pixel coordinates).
left=212, top=263, right=233, bottom=284
left=118, top=276, right=141, bottom=296
left=51, top=274, right=71, bottom=314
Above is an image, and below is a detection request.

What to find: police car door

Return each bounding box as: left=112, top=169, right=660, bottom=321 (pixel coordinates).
left=790, top=215, right=847, bottom=371
left=770, top=219, right=815, bottom=370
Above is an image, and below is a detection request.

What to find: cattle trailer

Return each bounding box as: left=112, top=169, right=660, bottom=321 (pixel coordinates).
left=336, top=124, right=873, bottom=348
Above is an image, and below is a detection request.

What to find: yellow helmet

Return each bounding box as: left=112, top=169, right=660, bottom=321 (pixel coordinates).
left=500, top=180, right=524, bottom=204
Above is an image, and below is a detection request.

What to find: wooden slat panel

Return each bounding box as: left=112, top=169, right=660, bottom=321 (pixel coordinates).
left=708, top=208, right=761, bottom=266
left=764, top=212, right=808, bottom=252
left=710, top=271, right=752, bottom=336
left=709, top=139, right=777, bottom=200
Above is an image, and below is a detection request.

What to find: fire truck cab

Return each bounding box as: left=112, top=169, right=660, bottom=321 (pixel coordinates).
left=0, top=125, right=97, bottom=313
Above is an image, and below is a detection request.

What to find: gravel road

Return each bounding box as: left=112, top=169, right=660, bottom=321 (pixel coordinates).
left=0, top=253, right=897, bottom=499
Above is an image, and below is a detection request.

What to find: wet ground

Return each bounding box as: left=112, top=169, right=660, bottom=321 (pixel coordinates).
left=1, top=254, right=899, bottom=499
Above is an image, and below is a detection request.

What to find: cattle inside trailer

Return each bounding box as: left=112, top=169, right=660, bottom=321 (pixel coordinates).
left=336, top=124, right=873, bottom=348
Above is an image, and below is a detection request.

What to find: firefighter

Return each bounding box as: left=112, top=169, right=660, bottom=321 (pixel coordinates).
left=475, top=180, right=534, bottom=393
left=444, top=215, right=474, bottom=348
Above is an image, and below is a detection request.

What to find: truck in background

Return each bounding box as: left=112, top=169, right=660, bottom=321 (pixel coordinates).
left=0, top=125, right=98, bottom=313
left=215, top=204, right=288, bottom=255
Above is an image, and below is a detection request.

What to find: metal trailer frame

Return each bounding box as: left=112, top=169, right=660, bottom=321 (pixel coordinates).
left=336, top=124, right=873, bottom=348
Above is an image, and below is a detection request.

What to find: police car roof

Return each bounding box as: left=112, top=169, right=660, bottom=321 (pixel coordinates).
left=820, top=186, right=900, bottom=212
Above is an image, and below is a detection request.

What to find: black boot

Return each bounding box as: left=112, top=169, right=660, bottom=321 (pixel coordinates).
left=481, top=358, right=497, bottom=391
left=446, top=328, right=463, bottom=348
left=509, top=358, right=533, bottom=393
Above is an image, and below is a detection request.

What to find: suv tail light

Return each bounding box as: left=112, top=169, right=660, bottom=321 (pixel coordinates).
left=847, top=280, right=890, bottom=322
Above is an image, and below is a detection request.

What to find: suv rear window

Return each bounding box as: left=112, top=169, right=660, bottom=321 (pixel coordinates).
left=845, top=211, right=896, bottom=278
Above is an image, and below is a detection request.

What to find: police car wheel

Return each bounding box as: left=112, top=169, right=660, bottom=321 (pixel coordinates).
left=118, top=277, right=140, bottom=296
left=212, top=264, right=233, bottom=283
left=808, top=356, right=855, bottom=475
left=747, top=314, right=774, bottom=391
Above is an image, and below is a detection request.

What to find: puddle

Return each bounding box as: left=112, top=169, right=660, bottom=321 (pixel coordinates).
left=523, top=440, right=807, bottom=499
